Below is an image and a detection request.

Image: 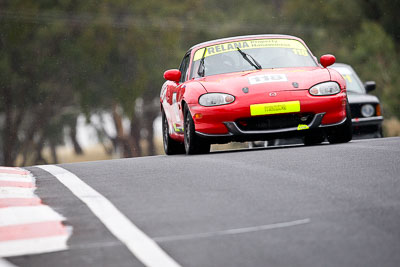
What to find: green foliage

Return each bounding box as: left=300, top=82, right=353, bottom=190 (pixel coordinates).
left=280, top=0, right=400, bottom=118
left=347, top=22, right=400, bottom=117
left=360, top=0, right=400, bottom=45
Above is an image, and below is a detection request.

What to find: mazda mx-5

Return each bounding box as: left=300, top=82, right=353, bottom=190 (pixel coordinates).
left=160, top=34, right=352, bottom=154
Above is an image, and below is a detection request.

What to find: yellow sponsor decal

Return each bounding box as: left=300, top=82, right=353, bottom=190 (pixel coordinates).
left=193, top=39, right=309, bottom=61
left=173, top=123, right=184, bottom=133
left=250, top=101, right=300, bottom=116
left=297, top=124, right=309, bottom=130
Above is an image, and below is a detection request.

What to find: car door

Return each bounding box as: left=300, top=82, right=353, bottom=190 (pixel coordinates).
left=170, top=52, right=191, bottom=134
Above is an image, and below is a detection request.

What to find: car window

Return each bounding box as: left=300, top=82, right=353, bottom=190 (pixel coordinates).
left=190, top=38, right=317, bottom=78
left=179, top=53, right=191, bottom=83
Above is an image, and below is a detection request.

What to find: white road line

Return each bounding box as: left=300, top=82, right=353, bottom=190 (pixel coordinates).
left=0, top=205, right=64, bottom=227
left=154, top=218, right=311, bottom=243
left=38, top=165, right=181, bottom=267
left=0, top=235, right=70, bottom=257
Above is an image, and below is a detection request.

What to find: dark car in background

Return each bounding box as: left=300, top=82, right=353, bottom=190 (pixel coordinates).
left=330, top=63, right=383, bottom=138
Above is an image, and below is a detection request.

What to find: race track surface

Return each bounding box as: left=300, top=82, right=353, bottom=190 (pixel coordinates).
left=6, top=137, right=400, bottom=267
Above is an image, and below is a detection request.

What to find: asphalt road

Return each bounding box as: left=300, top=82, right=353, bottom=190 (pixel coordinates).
left=7, top=137, right=400, bottom=267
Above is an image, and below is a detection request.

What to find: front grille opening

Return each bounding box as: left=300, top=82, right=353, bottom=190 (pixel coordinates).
left=236, top=113, right=314, bottom=131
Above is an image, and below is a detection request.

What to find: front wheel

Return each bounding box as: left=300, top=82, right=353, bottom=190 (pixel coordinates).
left=327, top=102, right=353, bottom=144
left=184, top=107, right=210, bottom=155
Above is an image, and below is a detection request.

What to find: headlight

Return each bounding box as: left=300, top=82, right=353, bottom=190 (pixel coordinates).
left=361, top=104, right=375, bottom=117
left=309, top=82, right=341, bottom=96
left=199, top=93, right=235, bottom=106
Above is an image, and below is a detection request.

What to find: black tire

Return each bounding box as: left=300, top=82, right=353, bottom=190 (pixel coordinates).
left=162, top=111, right=185, bottom=155
left=327, top=102, right=353, bottom=144
left=304, top=130, right=325, bottom=146
left=184, top=107, right=210, bottom=155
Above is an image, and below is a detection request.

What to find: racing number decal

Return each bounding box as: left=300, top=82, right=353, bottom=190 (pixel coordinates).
left=248, top=74, right=288, bottom=85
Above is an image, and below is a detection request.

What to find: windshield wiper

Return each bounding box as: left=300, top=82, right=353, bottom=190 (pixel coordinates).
left=236, top=47, right=262, bottom=70
left=197, top=48, right=207, bottom=77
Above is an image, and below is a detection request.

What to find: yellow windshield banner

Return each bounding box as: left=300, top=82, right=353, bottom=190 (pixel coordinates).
left=193, top=39, right=308, bottom=61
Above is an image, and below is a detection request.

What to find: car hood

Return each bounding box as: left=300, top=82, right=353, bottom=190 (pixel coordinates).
left=198, top=67, right=331, bottom=94
left=347, top=92, right=379, bottom=104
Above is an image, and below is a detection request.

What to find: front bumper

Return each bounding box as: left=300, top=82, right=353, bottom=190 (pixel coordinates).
left=352, top=116, right=383, bottom=137
left=191, top=91, right=347, bottom=133
left=189, top=89, right=347, bottom=143
left=196, top=112, right=347, bottom=143
left=351, top=116, right=383, bottom=127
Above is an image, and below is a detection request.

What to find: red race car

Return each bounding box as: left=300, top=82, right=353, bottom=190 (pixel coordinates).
left=160, top=34, right=352, bottom=155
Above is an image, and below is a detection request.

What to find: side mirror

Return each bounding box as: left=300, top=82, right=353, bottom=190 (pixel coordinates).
left=364, top=81, right=376, bottom=92
left=163, top=69, right=181, bottom=83
left=320, top=54, right=336, bottom=68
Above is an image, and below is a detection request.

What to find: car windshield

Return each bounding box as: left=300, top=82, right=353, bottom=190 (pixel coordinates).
left=330, top=66, right=365, bottom=94
left=191, top=38, right=317, bottom=78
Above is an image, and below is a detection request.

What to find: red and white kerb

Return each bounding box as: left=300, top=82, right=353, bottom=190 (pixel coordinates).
left=0, top=167, right=71, bottom=257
